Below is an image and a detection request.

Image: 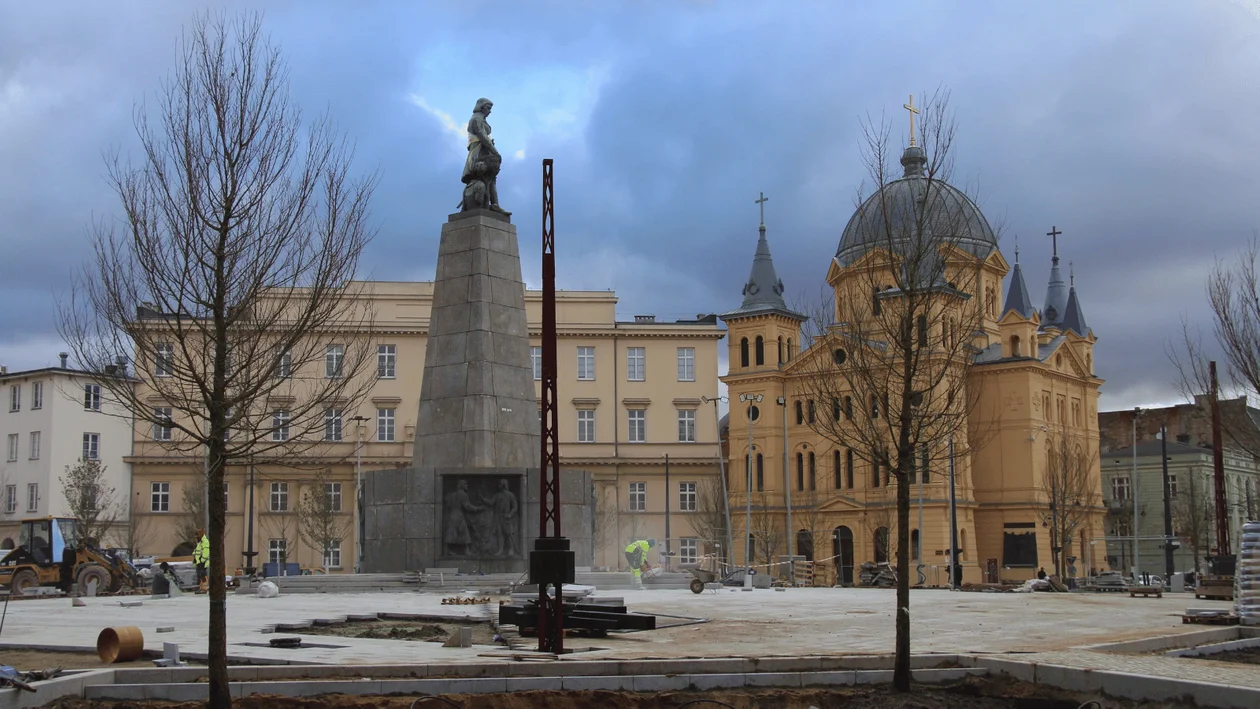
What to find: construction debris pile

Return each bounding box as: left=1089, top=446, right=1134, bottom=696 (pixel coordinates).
left=441, top=596, right=493, bottom=605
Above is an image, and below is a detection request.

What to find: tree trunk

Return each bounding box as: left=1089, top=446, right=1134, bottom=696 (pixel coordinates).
left=894, top=450, right=912, bottom=691
left=207, top=430, right=229, bottom=707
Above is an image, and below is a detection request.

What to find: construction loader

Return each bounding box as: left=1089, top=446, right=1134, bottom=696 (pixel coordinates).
left=0, top=516, right=139, bottom=596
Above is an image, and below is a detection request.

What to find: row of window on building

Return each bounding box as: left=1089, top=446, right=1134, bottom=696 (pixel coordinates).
left=145, top=344, right=700, bottom=384
left=741, top=446, right=936, bottom=493
left=7, top=432, right=99, bottom=463
left=7, top=381, right=102, bottom=412
left=264, top=538, right=342, bottom=569
left=3, top=483, right=39, bottom=514
left=147, top=406, right=701, bottom=445
left=147, top=479, right=344, bottom=514
left=626, top=480, right=699, bottom=512
left=534, top=347, right=697, bottom=382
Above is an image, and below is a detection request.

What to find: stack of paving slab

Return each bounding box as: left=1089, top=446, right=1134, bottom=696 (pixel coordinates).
left=1238, top=520, right=1260, bottom=626
left=258, top=572, right=421, bottom=594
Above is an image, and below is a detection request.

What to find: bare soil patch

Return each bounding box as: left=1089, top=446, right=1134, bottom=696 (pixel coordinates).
left=1192, top=645, right=1260, bottom=665
left=40, top=675, right=1184, bottom=708
left=298, top=617, right=496, bottom=645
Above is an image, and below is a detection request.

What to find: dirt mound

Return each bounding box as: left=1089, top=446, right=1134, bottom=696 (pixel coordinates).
left=300, top=618, right=495, bottom=645
left=41, top=676, right=1162, bottom=708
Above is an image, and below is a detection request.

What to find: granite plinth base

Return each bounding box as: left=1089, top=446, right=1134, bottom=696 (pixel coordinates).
left=361, top=465, right=593, bottom=574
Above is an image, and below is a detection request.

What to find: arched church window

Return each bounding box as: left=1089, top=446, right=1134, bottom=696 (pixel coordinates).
left=870, top=394, right=880, bottom=419
left=844, top=396, right=853, bottom=419
left=778, top=336, right=784, bottom=364
left=917, top=315, right=928, bottom=347
left=755, top=335, right=765, bottom=366
left=740, top=338, right=749, bottom=368
left=756, top=453, right=764, bottom=491
left=787, top=338, right=793, bottom=360
left=1010, top=335, right=1021, bottom=357
left=846, top=449, right=855, bottom=489
left=833, top=449, right=841, bottom=488
left=808, top=400, right=816, bottom=424
left=808, top=452, right=816, bottom=491
left=796, top=452, right=804, bottom=491
left=794, top=400, right=804, bottom=425
left=872, top=287, right=882, bottom=315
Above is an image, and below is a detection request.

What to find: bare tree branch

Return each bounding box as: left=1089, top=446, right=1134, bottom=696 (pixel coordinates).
left=1037, top=429, right=1100, bottom=579
left=58, top=459, right=123, bottom=546
left=788, top=88, right=998, bottom=691
left=56, top=12, right=377, bottom=707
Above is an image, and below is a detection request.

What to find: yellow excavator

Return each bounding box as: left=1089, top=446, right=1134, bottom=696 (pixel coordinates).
left=0, top=517, right=139, bottom=596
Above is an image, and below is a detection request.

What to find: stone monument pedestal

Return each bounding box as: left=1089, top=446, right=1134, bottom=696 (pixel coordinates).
left=362, top=210, right=592, bottom=573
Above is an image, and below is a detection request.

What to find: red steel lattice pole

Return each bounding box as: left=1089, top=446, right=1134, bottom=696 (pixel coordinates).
left=536, top=158, right=565, bottom=653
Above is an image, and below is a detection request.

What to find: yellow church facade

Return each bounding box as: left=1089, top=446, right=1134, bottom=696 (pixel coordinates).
left=720, top=146, right=1106, bottom=586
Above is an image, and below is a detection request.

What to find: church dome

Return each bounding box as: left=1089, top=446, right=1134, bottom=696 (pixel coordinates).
left=835, top=146, right=998, bottom=267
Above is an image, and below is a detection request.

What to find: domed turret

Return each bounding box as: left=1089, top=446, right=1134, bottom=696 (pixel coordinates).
left=835, top=146, right=998, bottom=268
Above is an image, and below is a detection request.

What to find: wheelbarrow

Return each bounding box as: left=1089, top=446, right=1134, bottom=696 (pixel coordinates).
left=679, top=555, right=747, bottom=594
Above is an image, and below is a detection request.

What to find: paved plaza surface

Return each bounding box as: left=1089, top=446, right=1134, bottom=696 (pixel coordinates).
left=0, top=587, right=1236, bottom=670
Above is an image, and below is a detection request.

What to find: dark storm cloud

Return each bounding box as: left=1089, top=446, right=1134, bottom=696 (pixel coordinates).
left=2, top=0, right=1258, bottom=409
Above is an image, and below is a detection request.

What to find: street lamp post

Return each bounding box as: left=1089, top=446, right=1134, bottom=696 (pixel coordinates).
left=350, top=415, right=370, bottom=574
left=739, top=392, right=763, bottom=587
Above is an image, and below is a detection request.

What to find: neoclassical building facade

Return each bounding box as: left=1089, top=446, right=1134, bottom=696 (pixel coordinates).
left=720, top=144, right=1107, bottom=585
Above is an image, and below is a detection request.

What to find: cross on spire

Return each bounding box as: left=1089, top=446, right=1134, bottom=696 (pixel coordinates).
left=1070, top=261, right=1075, bottom=286
left=1047, top=225, right=1062, bottom=259
left=755, top=192, right=769, bottom=228
left=904, top=94, right=920, bottom=147
left=1014, top=234, right=1020, bottom=264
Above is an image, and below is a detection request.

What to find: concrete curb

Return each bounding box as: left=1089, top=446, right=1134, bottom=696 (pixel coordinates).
left=975, top=657, right=1260, bottom=709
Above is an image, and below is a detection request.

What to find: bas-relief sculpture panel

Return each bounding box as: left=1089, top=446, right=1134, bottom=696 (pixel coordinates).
left=440, top=474, right=523, bottom=559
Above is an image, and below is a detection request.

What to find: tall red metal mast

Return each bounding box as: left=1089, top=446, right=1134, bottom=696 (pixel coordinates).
left=532, top=158, right=572, bottom=654
left=1209, top=361, right=1231, bottom=558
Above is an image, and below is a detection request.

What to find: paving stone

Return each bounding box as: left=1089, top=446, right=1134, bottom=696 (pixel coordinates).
left=684, top=673, right=744, bottom=691
left=801, top=670, right=858, bottom=686
left=743, top=671, right=803, bottom=688
left=560, top=675, right=631, bottom=691
left=504, top=676, right=563, bottom=691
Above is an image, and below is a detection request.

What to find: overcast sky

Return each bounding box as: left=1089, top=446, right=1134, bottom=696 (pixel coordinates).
left=2, top=0, right=1259, bottom=411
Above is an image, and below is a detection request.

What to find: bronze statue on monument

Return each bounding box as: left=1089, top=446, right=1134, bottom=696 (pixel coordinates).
left=458, top=98, right=511, bottom=216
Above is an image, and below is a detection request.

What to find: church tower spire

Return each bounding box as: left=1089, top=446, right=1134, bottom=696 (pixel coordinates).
left=731, top=192, right=793, bottom=316
left=1003, top=238, right=1035, bottom=319
left=1061, top=261, right=1090, bottom=336
left=1042, top=225, right=1069, bottom=327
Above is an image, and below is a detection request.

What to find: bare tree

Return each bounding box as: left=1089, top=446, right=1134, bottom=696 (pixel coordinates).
left=1172, top=472, right=1214, bottom=574
left=792, top=89, right=994, bottom=691
left=59, top=458, right=122, bottom=546
left=175, top=474, right=207, bottom=550
left=261, top=511, right=298, bottom=571
left=791, top=488, right=826, bottom=585
left=113, top=505, right=155, bottom=559
left=57, top=12, right=376, bottom=706
left=750, top=493, right=781, bottom=567
left=1168, top=238, right=1260, bottom=458
left=862, top=503, right=898, bottom=565
left=690, top=476, right=730, bottom=562
left=1037, top=432, right=1100, bottom=579
left=296, top=470, right=352, bottom=570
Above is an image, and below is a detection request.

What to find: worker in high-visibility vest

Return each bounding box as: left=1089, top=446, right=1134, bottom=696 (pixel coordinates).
left=193, top=529, right=210, bottom=591
left=624, top=539, right=656, bottom=590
